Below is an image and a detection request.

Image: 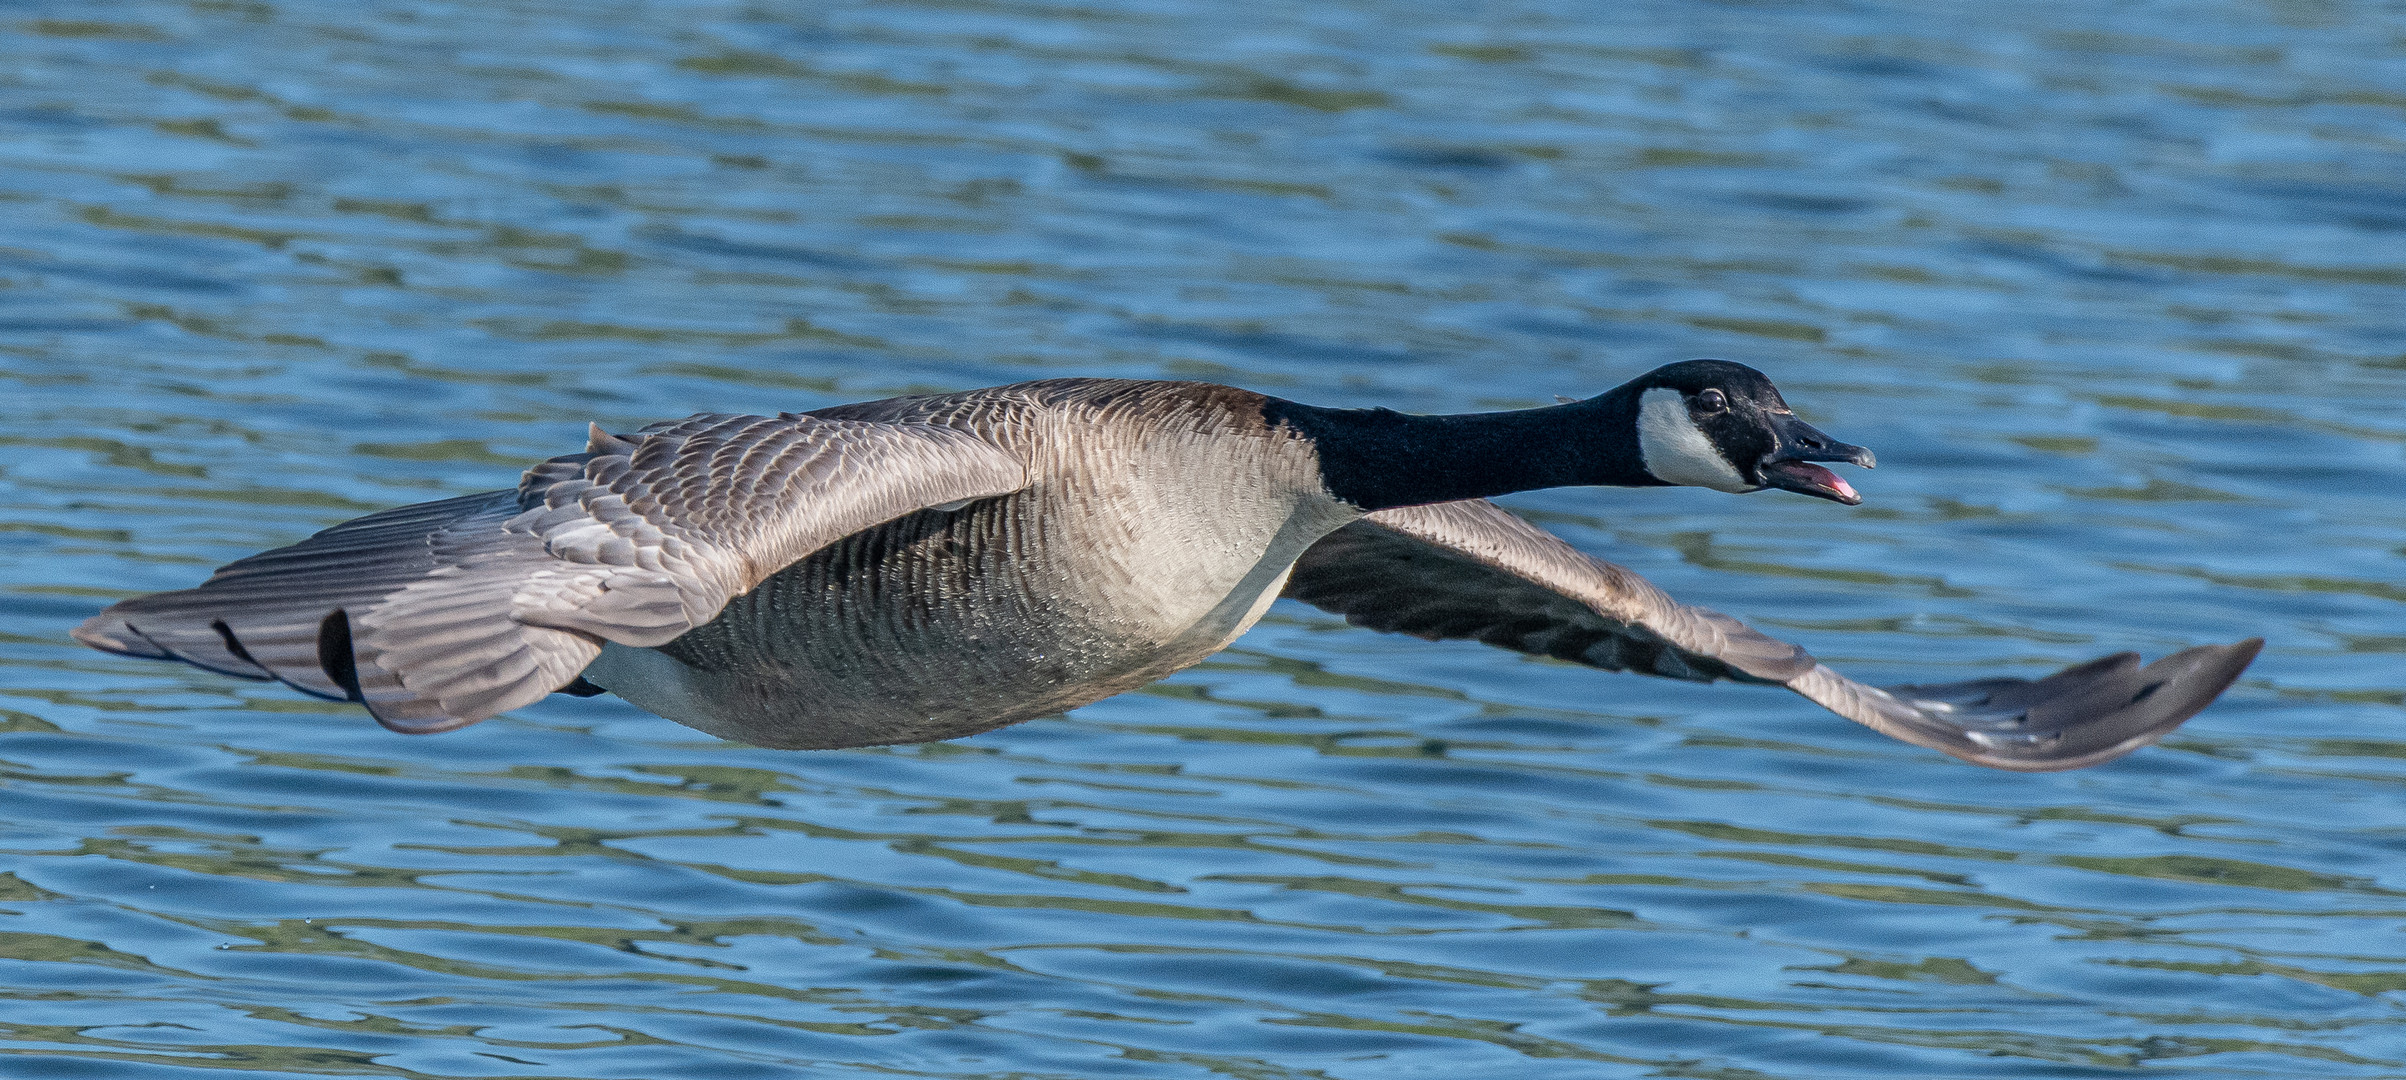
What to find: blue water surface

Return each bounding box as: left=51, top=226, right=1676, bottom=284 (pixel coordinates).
left=3, top=0, right=2405, bottom=1076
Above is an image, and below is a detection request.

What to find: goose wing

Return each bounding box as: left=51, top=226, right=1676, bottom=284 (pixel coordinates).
left=74, top=414, right=1029, bottom=733
left=1281, top=499, right=2259, bottom=771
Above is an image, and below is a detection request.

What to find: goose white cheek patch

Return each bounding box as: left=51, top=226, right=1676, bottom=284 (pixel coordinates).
left=1637, top=389, right=1754, bottom=492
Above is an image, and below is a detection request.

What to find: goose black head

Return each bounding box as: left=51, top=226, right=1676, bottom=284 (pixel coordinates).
left=1626, top=359, right=1876, bottom=505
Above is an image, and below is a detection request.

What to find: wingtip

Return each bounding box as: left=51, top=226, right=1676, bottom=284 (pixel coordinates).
left=2148, top=637, right=2263, bottom=713
left=1982, top=639, right=2264, bottom=771
left=1830, top=636, right=2268, bottom=773
left=71, top=597, right=160, bottom=654
left=69, top=611, right=150, bottom=656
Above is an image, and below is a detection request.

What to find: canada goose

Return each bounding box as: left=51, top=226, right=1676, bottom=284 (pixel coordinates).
left=74, top=360, right=2258, bottom=770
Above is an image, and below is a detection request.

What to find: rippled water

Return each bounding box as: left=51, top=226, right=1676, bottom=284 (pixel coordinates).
left=3, top=0, right=2404, bottom=1076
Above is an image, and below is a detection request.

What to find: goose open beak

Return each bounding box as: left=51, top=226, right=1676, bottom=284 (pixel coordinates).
left=1761, top=415, right=1875, bottom=505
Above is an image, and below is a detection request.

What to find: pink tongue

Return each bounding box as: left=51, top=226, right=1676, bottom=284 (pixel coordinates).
left=1774, top=461, right=1856, bottom=501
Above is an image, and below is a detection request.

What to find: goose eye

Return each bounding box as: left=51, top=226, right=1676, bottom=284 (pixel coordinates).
left=1696, top=388, right=1727, bottom=412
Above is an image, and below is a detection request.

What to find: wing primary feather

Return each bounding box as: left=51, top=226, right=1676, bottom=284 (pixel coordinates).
left=209, top=620, right=262, bottom=672
left=119, top=620, right=273, bottom=681
left=317, top=610, right=364, bottom=701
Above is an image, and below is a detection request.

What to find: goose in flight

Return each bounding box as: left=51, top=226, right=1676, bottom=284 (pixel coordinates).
left=73, top=360, right=2258, bottom=770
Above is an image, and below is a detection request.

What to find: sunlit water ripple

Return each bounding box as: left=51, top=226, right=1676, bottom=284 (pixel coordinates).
left=3, top=0, right=2404, bottom=1076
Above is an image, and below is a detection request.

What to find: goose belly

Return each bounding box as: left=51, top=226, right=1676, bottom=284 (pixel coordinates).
left=582, top=486, right=1346, bottom=749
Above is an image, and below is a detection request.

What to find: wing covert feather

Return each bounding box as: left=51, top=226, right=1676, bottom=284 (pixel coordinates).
left=1284, top=499, right=1813, bottom=685
left=506, top=413, right=1028, bottom=643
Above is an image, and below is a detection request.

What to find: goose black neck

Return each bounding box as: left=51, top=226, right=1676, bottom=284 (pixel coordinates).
left=1263, top=384, right=1662, bottom=512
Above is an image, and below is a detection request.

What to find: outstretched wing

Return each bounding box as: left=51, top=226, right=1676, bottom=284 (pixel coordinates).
left=1282, top=499, right=2260, bottom=771
left=75, top=414, right=1030, bottom=733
